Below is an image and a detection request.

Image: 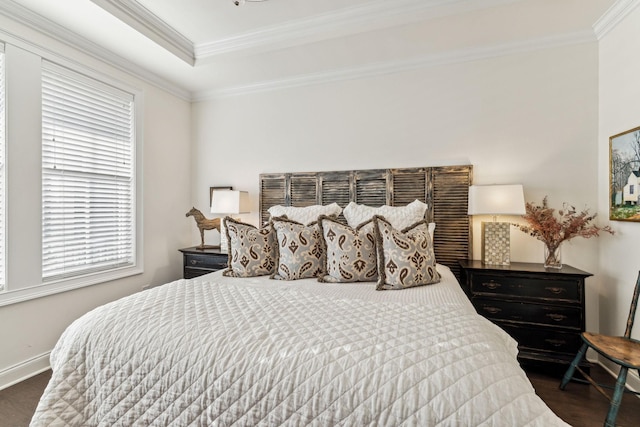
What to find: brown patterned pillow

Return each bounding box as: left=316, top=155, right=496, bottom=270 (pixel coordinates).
left=271, top=217, right=324, bottom=280
left=318, top=216, right=377, bottom=283
left=373, top=215, right=440, bottom=290
left=222, top=217, right=276, bottom=278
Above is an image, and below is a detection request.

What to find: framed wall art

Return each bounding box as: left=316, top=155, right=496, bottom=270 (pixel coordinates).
left=610, top=125, right=640, bottom=221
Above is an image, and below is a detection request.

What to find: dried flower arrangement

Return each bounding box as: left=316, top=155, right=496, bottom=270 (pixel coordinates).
left=514, top=196, right=614, bottom=268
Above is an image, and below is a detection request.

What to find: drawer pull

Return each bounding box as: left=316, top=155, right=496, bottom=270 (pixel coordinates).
left=482, top=306, right=502, bottom=314
left=191, top=260, right=198, bottom=265
left=545, top=287, right=566, bottom=295
left=482, top=280, right=502, bottom=290
left=547, top=313, right=567, bottom=322
left=545, top=338, right=567, bottom=347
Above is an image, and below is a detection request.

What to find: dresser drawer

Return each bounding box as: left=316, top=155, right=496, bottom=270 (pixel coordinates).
left=459, top=261, right=591, bottom=368
left=499, top=323, right=583, bottom=357
left=180, top=247, right=230, bottom=279
left=473, top=297, right=582, bottom=329
left=184, top=253, right=227, bottom=270
left=470, top=273, right=581, bottom=302
left=184, top=268, right=214, bottom=279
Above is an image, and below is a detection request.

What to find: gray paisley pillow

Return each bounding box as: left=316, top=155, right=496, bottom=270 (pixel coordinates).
left=271, top=217, right=324, bottom=280
left=373, top=215, right=440, bottom=290
left=223, top=217, right=277, bottom=278
left=318, top=216, right=377, bottom=283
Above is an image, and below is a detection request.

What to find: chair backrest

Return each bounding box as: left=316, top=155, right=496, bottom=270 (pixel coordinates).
left=624, top=271, right=640, bottom=338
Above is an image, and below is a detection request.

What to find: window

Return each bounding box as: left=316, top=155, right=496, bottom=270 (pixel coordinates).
left=631, top=185, right=635, bottom=195
left=42, top=62, right=135, bottom=282
left=0, top=45, right=5, bottom=292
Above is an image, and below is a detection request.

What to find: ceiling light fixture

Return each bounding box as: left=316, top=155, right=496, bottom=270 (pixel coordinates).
left=234, top=0, right=268, bottom=5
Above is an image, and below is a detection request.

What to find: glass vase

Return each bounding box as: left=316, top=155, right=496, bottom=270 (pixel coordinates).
left=544, top=243, right=562, bottom=269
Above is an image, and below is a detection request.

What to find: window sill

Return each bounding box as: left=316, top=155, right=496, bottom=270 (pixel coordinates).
left=0, top=265, right=144, bottom=307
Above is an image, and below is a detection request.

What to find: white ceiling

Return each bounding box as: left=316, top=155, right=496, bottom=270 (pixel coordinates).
left=4, top=0, right=617, bottom=100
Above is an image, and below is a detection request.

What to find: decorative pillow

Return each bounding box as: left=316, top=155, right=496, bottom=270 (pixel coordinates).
left=343, top=199, right=428, bottom=230
left=373, top=216, right=440, bottom=290
left=267, top=203, right=342, bottom=226
left=271, top=217, right=325, bottom=280
left=317, top=216, right=377, bottom=283
left=222, top=217, right=277, bottom=278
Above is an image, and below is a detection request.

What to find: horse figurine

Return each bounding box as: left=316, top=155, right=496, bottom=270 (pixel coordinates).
left=186, top=207, right=221, bottom=249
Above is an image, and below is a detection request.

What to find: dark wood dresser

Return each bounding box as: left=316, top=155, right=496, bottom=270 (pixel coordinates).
left=179, top=246, right=228, bottom=279
left=458, top=260, right=592, bottom=367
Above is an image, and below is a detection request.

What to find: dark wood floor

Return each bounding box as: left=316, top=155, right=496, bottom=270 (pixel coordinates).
left=0, top=370, right=51, bottom=427
left=526, top=363, right=640, bottom=427
left=0, top=365, right=639, bottom=426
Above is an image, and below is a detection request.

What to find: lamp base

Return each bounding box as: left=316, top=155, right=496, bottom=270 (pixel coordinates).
left=481, top=221, right=511, bottom=266
left=220, top=220, right=228, bottom=253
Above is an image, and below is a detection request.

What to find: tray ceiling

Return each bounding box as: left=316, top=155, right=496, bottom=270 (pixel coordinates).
left=3, top=0, right=619, bottom=100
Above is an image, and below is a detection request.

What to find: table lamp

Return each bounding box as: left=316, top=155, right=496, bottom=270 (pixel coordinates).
left=211, top=190, right=250, bottom=251
left=468, top=184, right=525, bottom=265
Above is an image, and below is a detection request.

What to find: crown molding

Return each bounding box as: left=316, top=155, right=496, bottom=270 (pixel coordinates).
left=0, top=0, right=191, bottom=101
left=195, top=30, right=595, bottom=101
left=89, top=0, right=195, bottom=65
left=593, top=0, right=640, bottom=40
left=195, top=0, right=523, bottom=59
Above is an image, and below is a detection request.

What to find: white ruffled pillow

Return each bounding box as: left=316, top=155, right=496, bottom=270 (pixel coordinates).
left=427, top=222, right=436, bottom=239
left=343, top=199, right=428, bottom=230
left=267, top=202, right=342, bottom=226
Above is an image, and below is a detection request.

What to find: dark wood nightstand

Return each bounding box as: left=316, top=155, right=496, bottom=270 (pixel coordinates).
left=458, top=260, right=592, bottom=368
left=179, top=247, right=228, bottom=279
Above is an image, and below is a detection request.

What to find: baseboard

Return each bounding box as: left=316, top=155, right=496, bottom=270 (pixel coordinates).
left=0, top=352, right=51, bottom=391
left=592, top=356, right=640, bottom=394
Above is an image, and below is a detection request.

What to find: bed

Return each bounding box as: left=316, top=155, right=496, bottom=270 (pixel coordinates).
left=31, top=165, right=569, bottom=426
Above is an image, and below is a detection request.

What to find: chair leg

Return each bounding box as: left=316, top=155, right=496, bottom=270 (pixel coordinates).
left=604, top=366, right=628, bottom=427
left=560, top=343, right=587, bottom=390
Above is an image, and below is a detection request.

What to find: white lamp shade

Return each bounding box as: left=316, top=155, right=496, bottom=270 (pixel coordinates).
left=468, top=184, right=526, bottom=216
left=211, top=190, right=250, bottom=214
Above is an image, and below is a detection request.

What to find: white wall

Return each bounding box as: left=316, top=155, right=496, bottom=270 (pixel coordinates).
left=598, top=4, right=640, bottom=378
left=0, top=16, right=192, bottom=388
left=193, top=41, right=602, bottom=327
left=0, top=2, right=619, bottom=391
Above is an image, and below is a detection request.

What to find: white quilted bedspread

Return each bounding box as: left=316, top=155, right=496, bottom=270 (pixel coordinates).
left=31, top=270, right=568, bottom=426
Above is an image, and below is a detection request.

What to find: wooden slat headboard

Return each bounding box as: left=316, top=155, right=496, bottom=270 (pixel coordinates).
left=259, top=165, right=473, bottom=280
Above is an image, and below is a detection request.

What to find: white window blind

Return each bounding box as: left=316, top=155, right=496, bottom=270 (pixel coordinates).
left=0, top=44, right=5, bottom=291
left=42, top=62, right=135, bottom=281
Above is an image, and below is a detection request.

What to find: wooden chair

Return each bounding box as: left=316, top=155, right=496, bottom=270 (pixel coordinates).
left=560, top=271, right=640, bottom=427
